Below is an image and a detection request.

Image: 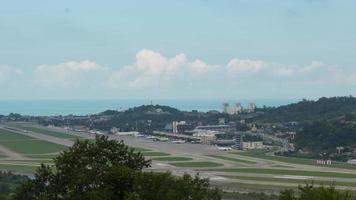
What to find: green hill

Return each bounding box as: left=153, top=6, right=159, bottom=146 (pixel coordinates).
left=256, top=96, right=356, bottom=122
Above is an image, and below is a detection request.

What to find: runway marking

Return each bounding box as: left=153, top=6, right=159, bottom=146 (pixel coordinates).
left=274, top=175, right=314, bottom=180
left=209, top=176, right=227, bottom=181
left=155, top=163, right=169, bottom=167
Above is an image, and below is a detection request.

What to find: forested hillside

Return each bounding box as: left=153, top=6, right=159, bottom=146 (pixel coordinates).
left=294, top=119, right=356, bottom=160
left=257, top=96, right=356, bottom=122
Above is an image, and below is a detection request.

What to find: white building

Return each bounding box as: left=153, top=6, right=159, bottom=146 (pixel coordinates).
left=242, top=141, right=264, bottom=150
left=316, top=159, right=332, bottom=165
left=247, top=102, right=257, bottom=113
left=192, top=130, right=218, bottom=145
left=347, top=159, right=356, bottom=164
left=172, top=121, right=186, bottom=134
left=223, top=103, right=229, bottom=113
left=235, top=103, right=243, bottom=114
left=223, top=102, right=243, bottom=115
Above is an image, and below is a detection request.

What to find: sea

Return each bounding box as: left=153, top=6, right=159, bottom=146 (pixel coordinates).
left=0, top=99, right=300, bottom=116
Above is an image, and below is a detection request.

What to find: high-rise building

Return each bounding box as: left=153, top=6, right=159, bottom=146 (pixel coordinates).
left=223, top=103, right=229, bottom=113
left=247, top=102, right=256, bottom=113
left=235, top=103, right=243, bottom=114
left=172, top=121, right=179, bottom=134
left=172, top=121, right=193, bottom=134
left=218, top=117, right=225, bottom=125
left=223, top=102, right=243, bottom=115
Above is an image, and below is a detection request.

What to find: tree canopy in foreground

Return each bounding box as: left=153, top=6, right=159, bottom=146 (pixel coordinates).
left=279, top=184, right=352, bottom=200
left=12, top=136, right=221, bottom=200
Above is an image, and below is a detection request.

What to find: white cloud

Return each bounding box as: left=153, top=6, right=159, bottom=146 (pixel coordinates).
left=134, top=49, right=187, bottom=75
left=272, top=67, right=295, bottom=77
left=108, top=49, right=187, bottom=88
left=226, top=58, right=294, bottom=77
left=0, top=65, right=22, bottom=81
left=3, top=49, right=356, bottom=99
left=189, top=59, right=218, bottom=73
left=34, top=60, right=106, bottom=88
left=300, top=61, right=323, bottom=72
left=225, top=59, right=326, bottom=78
left=227, top=58, right=266, bottom=74
left=108, top=50, right=347, bottom=90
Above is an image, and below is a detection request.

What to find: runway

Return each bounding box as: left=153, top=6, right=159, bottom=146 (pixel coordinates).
left=3, top=122, right=356, bottom=193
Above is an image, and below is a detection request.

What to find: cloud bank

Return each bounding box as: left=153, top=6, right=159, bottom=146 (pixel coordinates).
left=1, top=49, right=355, bottom=99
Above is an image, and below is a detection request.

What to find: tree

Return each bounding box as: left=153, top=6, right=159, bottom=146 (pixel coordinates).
left=13, top=136, right=221, bottom=200
left=279, top=184, right=352, bottom=200
left=279, top=189, right=296, bottom=200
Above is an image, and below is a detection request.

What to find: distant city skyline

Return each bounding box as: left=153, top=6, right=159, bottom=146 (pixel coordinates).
left=1, top=0, right=356, bottom=100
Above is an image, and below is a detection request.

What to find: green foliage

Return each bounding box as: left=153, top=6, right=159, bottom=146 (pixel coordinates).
left=39, top=104, right=233, bottom=132
left=222, top=192, right=278, bottom=200
left=257, top=96, right=356, bottom=122
left=279, top=185, right=352, bottom=200
left=169, top=161, right=223, bottom=168
left=344, top=113, right=355, bottom=121
left=13, top=136, right=221, bottom=200
left=0, top=172, right=28, bottom=197
left=295, top=121, right=356, bottom=157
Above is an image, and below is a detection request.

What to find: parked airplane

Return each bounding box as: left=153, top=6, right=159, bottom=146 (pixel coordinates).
left=172, top=140, right=186, bottom=144
left=145, top=136, right=157, bottom=140
left=216, top=146, right=232, bottom=151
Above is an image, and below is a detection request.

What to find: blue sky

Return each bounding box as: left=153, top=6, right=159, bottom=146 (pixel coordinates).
left=1, top=0, right=355, bottom=100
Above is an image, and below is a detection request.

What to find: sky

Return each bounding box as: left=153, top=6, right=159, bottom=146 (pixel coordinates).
left=1, top=0, right=356, bottom=100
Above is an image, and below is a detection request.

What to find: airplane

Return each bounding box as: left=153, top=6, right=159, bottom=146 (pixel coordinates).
left=155, top=137, right=169, bottom=142
left=95, top=131, right=104, bottom=135
left=145, top=136, right=157, bottom=140
left=172, top=140, right=186, bottom=144
left=216, top=146, right=232, bottom=151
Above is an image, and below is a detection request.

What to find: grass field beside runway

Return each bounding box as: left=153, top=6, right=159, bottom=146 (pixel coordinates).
left=0, top=140, right=67, bottom=154
left=142, top=152, right=170, bottom=156
left=131, top=147, right=151, bottom=152
left=223, top=175, right=356, bottom=187
left=216, top=181, right=292, bottom=192
left=0, top=163, right=40, bottom=173
left=151, top=157, right=193, bottom=161
left=210, top=168, right=356, bottom=178
left=6, top=123, right=79, bottom=139
left=271, top=165, right=294, bottom=168
left=170, top=161, right=223, bottom=168
left=27, top=154, right=60, bottom=159
left=0, top=128, right=68, bottom=154
left=233, top=150, right=356, bottom=170
left=0, top=160, right=54, bottom=163
left=206, top=155, right=256, bottom=164
left=0, top=129, right=34, bottom=141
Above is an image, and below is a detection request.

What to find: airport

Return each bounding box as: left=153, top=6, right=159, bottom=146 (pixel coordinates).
left=2, top=121, right=356, bottom=195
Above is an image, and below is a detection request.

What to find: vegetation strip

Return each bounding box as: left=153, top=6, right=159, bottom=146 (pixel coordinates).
left=210, top=168, right=356, bottom=178
left=131, top=147, right=151, bottom=152
left=6, top=123, right=80, bottom=139
left=0, top=140, right=68, bottom=154
left=170, top=161, right=223, bottom=168
left=232, top=150, right=356, bottom=170
left=0, top=163, right=39, bottom=173
left=223, top=175, right=356, bottom=187
left=27, top=154, right=59, bottom=159
left=206, top=155, right=256, bottom=164
left=0, top=129, right=34, bottom=140
left=151, top=156, right=193, bottom=161
left=142, top=152, right=170, bottom=156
